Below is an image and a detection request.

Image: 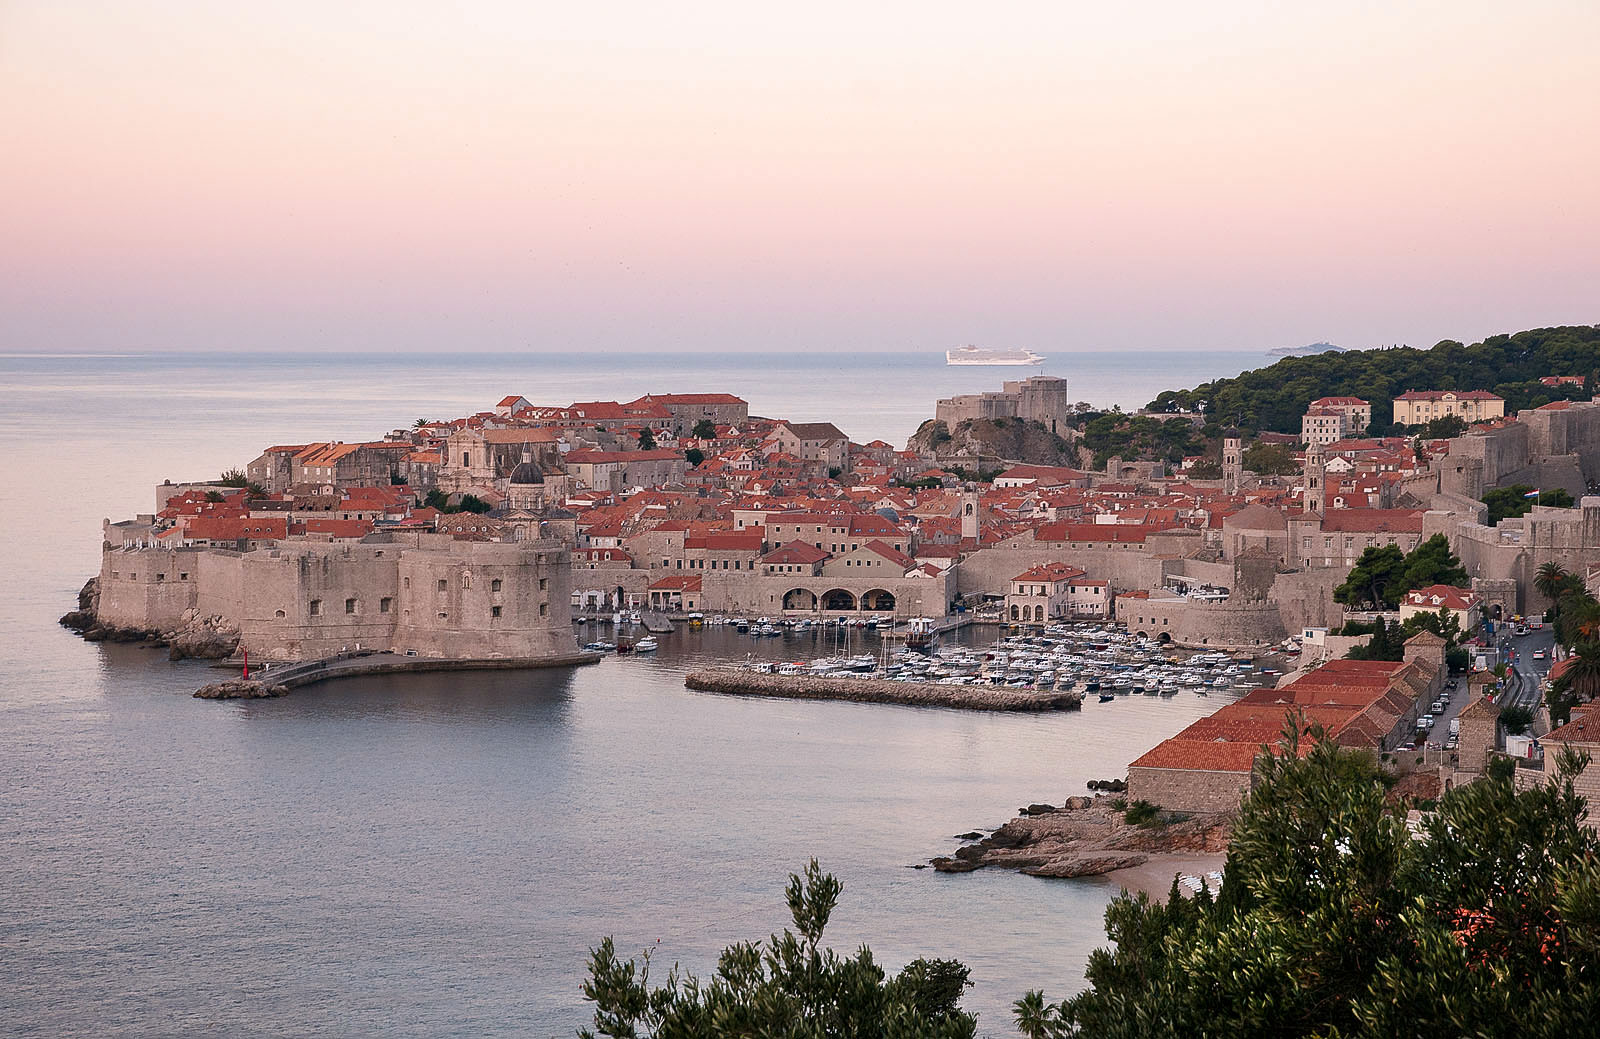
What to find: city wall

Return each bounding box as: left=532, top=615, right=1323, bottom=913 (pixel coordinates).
left=1126, top=766, right=1250, bottom=814
left=96, top=538, right=578, bottom=662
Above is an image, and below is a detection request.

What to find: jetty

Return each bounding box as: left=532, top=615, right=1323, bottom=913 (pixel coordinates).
left=684, top=667, right=1081, bottom=712
left=195, top=649, right=602, bottom=699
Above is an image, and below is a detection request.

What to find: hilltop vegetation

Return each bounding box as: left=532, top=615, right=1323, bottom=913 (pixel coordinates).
left=1146, top=325, right=1600, bottom=433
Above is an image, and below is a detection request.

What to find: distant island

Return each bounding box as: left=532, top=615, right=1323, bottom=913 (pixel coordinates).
left=1266, top=342, right=1345, bottom=357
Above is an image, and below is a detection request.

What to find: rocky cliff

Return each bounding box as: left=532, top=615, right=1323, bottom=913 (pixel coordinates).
left=907, top=418, right=1083, bottom=467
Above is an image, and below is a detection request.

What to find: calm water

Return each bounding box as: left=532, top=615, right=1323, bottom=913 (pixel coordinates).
left=0, top=351, right=1257, bottom=1037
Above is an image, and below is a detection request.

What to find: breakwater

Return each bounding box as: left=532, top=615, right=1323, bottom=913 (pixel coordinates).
left=195, top=651, right=602, bottom=698
left=684, top=668, right=1082, bottom=711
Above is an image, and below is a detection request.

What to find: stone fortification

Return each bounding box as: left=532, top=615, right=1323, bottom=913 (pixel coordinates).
left=1451, top=497, right=1600, bottom=612
left=93, top=534, right=577, bottom=663
left=934, top=375, right=1075, bottom=434
left=1439, top=401, right=1600, bottom=500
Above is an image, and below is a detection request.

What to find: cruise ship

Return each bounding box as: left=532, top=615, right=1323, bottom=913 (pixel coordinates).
left=946, top=345, right=1046, bottom=366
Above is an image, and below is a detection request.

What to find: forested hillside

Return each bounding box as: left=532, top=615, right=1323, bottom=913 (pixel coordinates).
left=1146, top=325, right=1600, bottom=434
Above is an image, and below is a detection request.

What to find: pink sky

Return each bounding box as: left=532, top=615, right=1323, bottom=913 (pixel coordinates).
left=2, top=1, right=1596, bottom=354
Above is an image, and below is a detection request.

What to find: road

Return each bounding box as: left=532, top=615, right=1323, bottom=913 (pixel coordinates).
left=1411, top=624, right=1555, bottom=749
left=1499, top=624, right=1556, bottom=713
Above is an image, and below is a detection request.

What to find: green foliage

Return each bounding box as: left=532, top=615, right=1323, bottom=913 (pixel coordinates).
left=1418, top=414, right=1469, bottom=439
left=690, top=419, right=717, bottom=440
left=1122, top=800, right=1159, bottom=826
left=1017, top=723, right=1600, bottom=1038
left=389, top=471, right=408, bottom=485
left=684, top=448, right=705, bottom=467
left=1338, top=536, right=1468, bottom=611
left=1144, top=325, right=1600, bottom=432
left=1445, top=646, right=1469, bottom=673
left=1401, top=534, right=1469, bottom=591
left=577, top=860, right=976, bottom=1038
left=637, top=429, right=657, bottom=450
left=1498, top=705, right=1533, bottom=735
left=1240, top=442, right=1298, bottom=475
left=1484, top=485, right=1577, bottom=525
left=205, top=490, right=226, bottom=503
left=423, top=489, right=491, bottom=515
left=828, top=466, right=843, bottom=480
left=1334, top=545, right=1407, bottom=609
left=1077, top=413, right=1208, bottom=467
left=218, top=468, right=250, bottom=487
left=1347, top=616, right=1403, bottom=661
left=1559, top=640, right=1600, bottom=702
left=1185, top=460, right=1223, bottom=480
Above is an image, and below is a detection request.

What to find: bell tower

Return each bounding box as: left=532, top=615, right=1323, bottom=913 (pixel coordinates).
left=1222, top=429, right=1242, bottom=496
left=960, top=485, right=980, bottom=541
left=1303, top=440, right=1326, bottom=515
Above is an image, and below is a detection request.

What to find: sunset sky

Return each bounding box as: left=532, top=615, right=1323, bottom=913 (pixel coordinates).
left=2, top=1, right=1596, bottom=354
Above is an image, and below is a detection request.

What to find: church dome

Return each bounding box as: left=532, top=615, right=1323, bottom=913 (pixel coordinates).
left=509, top=460, right=544, bottom=485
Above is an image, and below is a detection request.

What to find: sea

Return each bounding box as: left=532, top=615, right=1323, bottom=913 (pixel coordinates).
left=0, top=349, right=1262, bottom=1037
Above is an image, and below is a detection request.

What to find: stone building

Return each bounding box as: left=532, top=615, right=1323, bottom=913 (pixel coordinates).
left=1301, top=397, right=1372, bottom=443
left=438, top=427, right=563, bottom=493
left=1393, top=390, right=1505, bottom=427
left=625, top=393, right=748, bottom=435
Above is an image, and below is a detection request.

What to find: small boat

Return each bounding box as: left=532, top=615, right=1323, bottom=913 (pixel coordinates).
left=633, top=637, right=659, bottom=653
left=1098, top=693, right=1115, bottom=703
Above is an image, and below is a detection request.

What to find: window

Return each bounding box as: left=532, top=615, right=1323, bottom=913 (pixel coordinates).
left=491, top=605, right=502, bottom=618
left=310, top=599, right=322, bottom=616
left=404, top=577, right=411, bottom=589
left=491, top=578, right=502, bottom=593
left=380, top=597, right=392, bottom=613
left=179, top=572, right=189, bottom=581
left=539, top=578, right=548, bottom=591
left=275, top=609, right=286, bottom=618
left=539, top=603, right=548, bottom=617
left=156, top=573, right=165, bottom=582
left=438, top=579, right=447, bottom=592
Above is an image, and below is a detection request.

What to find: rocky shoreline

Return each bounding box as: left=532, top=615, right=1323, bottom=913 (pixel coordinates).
left=930, top=794, right=1232, bottom=880
left=59, top=578, right=240, bottom=660
left=684, top=668, right=1082, bottom=711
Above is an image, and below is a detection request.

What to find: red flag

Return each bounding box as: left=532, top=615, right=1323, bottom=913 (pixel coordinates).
left=242, top=648, right=249, bottom=680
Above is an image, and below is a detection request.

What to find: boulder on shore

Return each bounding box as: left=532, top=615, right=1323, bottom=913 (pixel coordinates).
left=168, top=626, right=240, bottom=662
left=194, top=680, right=288, bottom=700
